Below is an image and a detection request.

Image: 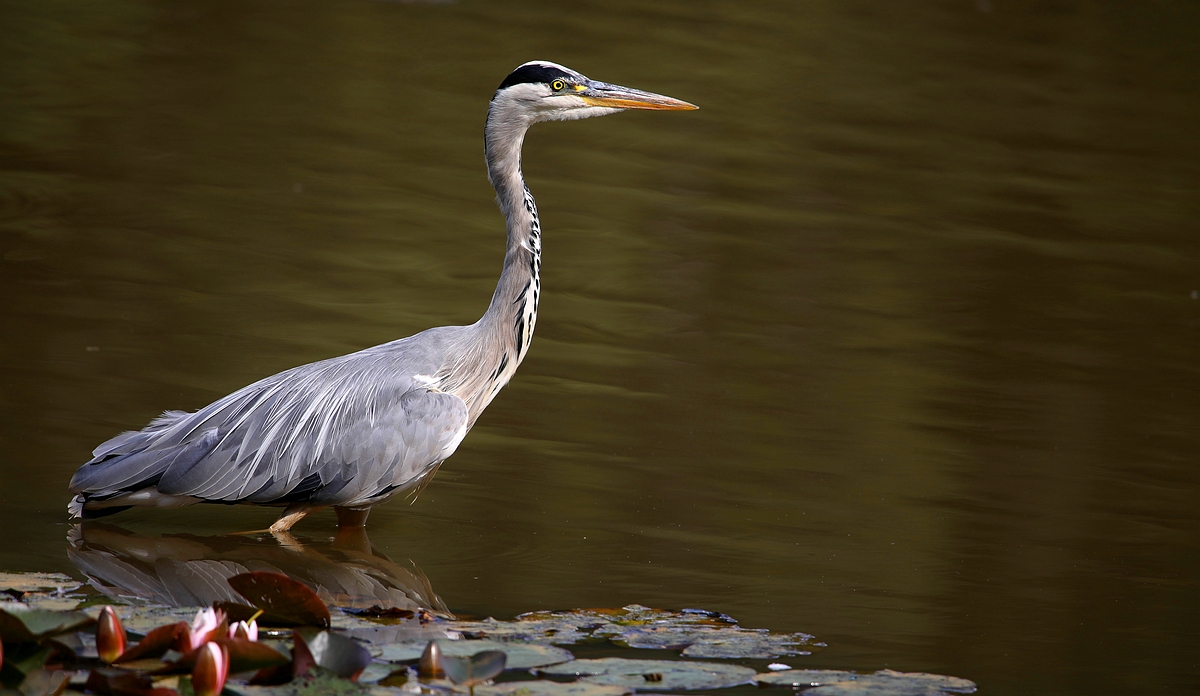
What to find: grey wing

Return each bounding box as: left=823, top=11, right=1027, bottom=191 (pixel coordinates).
left=71, top=349, right=470, bottom=508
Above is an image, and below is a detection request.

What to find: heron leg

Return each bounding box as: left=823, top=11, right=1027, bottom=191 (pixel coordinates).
left=270, top=503, right=324, bottom=533
left=334, top=506, right=371, bottom=528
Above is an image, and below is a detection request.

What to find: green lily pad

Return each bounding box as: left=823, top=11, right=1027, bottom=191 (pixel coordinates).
left=0, top=607, right=94, bottom=642
left=799, top=670, right=976, bottom=696
left=443, top=650, right=506, bottom=687
left=229, top=672, right=368, bottom=696
left=448, top=618, right=593, bottom=645
left=0, top=572, right=80, bottom=595
left=478, top=681, right=633, bottom=696
left=754, top=670, right=860, bottom=687
left=294, top=628, right=373, bottom=680
left=448, top=606, right=742, bottom=648
left=539, top=658, right=756, bottom=691
left=604, top=625, right=812, bottom=659
left=379, top=640, right=573, bottom=670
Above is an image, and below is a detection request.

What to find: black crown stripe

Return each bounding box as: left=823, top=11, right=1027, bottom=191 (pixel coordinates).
left=497, top=64, right=574, bottom=91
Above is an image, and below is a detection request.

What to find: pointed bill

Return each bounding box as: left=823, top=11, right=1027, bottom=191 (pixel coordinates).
left=580, top=81, right=698, bottom=111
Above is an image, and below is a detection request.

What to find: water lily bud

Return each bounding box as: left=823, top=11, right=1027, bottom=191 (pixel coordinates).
left=418, top=640, right=444, bottom=678
left=185, top=607, right=228, bottom=652
left=96, top=606, right=126, bottom=663
left=192, top=642, right=229, bottom=696
left=228, top=619, right=258, bottom=642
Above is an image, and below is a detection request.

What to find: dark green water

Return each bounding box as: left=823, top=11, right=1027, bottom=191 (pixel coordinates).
left=2, top=0, right=1198, bottom=693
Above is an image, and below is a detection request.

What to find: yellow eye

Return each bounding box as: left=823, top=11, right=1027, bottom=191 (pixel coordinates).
left=551, top=80, right=566, bottom=91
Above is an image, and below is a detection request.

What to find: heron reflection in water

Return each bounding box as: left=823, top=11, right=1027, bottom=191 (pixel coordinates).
left=67, top=522, right=448, bottom=616
left=67, top=62, right=696, bottom=532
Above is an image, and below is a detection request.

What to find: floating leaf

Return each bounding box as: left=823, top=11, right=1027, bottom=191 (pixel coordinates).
left=450, top=606, right=753, bottom=649
left=227, top=671, right=366, bottom=696
left=872, top=671, right=975, bottom=693
left=227, top=573, right=330, bottom=628
left=379, top=639, right=573, bottom=670
left=0, top=573, right=79, bottom=596
left=168, top=638, right=289, bottom=675
left=14, top=666, right=70, bottom=696
left=754, top=670, right=860, bottom=687
left=798, top=670, right=976, bottom=696
left=539, top=658, right=756, bottom=691
left=680, top=630, right=812, bottom=659
left=116, top=622, right=188, bottom=663
left=478, top=682, right=632, bottom=696
left=294, top=628, right=372, bottom=680
left=0, top=608, right=94, bottom=642
left=443, top=649, right=506, bottom=688
left=84, top=668, right=177, bottom=696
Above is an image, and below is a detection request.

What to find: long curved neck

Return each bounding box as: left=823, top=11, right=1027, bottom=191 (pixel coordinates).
left=445, top=101, right=541, bottom=421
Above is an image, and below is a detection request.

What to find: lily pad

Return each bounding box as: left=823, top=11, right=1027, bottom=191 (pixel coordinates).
left=230, top=672, right=368, bottom=696
left=539, top=658, right=756, bottom=691
left=603, top=624, right=812, bottom=659
left=379, top=640, right=573, bottom=670
left=294, top=628, right=373, bottom=680
left=228, top=572, right=331, bottom=628
left=0, top=572, right=80, bottom=595
left=443, top=650, right=506, bottom=687
left=754, top=670, right=860, bottom=687
left=448, top=606, right=741, bottom=648
left=802, top=670, right=976, bottom=696
left=165, top=638, right=291, bottom=675
left=478, top=681, right=633, bottom=696
left=0, top=607, right=94, bottom=642
left=448, top=618, right=593, bottom=645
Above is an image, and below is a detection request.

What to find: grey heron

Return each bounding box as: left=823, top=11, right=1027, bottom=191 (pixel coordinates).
left=67, top=61, right=696, bottom=532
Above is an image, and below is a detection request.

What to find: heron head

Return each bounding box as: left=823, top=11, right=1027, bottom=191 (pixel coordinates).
left=490, top=61, right=697, bottom=125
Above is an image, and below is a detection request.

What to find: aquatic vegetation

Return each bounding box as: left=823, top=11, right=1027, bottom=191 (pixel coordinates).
left=0, top=571, right=976, bottom=696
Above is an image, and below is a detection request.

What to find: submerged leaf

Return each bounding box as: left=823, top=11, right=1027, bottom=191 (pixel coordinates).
left=379, top=639, right=572, bottom=670
left=539, top=658, right=756, bottom=691
left=227, top=573, right=330, bottom=628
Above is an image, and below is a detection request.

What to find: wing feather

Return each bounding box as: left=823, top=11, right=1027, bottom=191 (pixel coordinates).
left=71, top=332, right=472, bottom=509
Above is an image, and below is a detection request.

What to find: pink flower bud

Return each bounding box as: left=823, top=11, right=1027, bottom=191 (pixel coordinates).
left=96, top=606, right=126, bottom=664
left=227, top=619, right=258, bottom=642
left=192, top=642, right=229, bottom=696
left=185, top=607, right=228, bottom=652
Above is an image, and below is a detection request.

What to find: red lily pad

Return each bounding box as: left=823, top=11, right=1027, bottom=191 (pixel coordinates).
left=164, top=639, right=289, bottom=675
left=84, top=668, right=177, bottom=696
left=116, top=622, right=188, bottom=663
left=227, top=573, right=330, bottom=628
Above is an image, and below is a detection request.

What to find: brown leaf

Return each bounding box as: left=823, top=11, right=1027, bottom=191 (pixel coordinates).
left=226, top=572, right=330, bottom=628
left=116, top=622, right=188, bottom=663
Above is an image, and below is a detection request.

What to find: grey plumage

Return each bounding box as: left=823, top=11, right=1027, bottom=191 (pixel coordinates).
left=68, top=61, right=696, bottom=531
